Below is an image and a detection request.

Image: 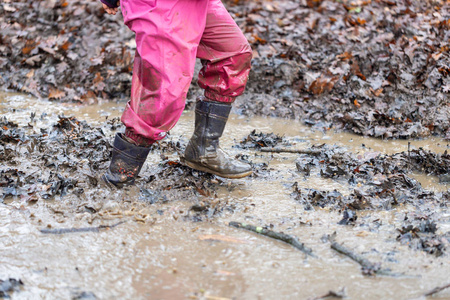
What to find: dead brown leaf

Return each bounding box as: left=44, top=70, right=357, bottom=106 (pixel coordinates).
left=48, top=88, right=66, bottom=99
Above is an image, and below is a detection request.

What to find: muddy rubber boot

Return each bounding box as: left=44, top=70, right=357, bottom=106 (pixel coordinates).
left=102, top=133, right=151, bottom=188
left=182, top=100, right=252, bottom=179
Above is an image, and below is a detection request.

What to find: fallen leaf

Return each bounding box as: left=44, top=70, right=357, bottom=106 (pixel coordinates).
left=24, top=55, right=42, bottom=66
left=48, top=88, right=66, bottom=99
left=22, top=40, right=39, bottom=55
left=431, top=52, right=442, bottom=61
left=215, top=270, right=236, bottom=276
left=356, top=231, right=369, bottom=237
left=26, top=69, right=35, bottom=78
left=337, top=52, right=353, bottom=60
left=371, top=88, right=383, bottom=97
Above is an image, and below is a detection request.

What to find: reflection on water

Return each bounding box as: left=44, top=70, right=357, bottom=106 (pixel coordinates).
left=1, top=92, right=449, bottom=299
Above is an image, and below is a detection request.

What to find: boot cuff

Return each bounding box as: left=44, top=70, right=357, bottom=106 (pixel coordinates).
left=124, top=129, right=155, bottom=147
left=204, top=90, right=236, bottom=103
left=196, top=99, right=232, bottom=120
left=113, top=133, right=151, bottom=161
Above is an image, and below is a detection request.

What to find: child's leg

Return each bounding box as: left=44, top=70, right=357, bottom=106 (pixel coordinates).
left=119, top=0, right=209, bottom=144
left=196, top=0, right=253, bottom=103
left=182, top=1, right=253, bottom=179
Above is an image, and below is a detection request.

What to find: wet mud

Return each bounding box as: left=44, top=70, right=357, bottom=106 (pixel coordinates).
left=0, top=0, right=449, bottom=298
left=1, top=93, right=449, bottom=299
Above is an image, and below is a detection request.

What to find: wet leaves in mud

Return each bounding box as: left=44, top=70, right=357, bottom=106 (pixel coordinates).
left=1, top=0, right=449, bottom=139
left=337, top=209, right=358, bottom=225
left=292, top=144, right=448, bottom=211
left=0, top=117, right=26, bottom=144
left=0, top=0, right=134, bottom=101
left=0, top=113, right=242, bottom=223
left=397, top=213, right=450, bottom=257
left=139, top=188, right=166, bottom=205
left=226, top=0, right=450, bottom=139
left=0, top=278, right=23, bottom=298
left=239, top=130, right=284, bottom=149
left=291, top=143, right=450, bottom=255
left=0, top=116, right=113, bottom=204
left=71, top=291, right=97, bottom=300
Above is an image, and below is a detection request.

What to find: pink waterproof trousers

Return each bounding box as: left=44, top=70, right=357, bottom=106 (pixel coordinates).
left=120, top=0, right=252, bottom=143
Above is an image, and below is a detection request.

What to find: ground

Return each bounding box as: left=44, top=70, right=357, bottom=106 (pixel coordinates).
left=0, top=0, right=449, bottom=299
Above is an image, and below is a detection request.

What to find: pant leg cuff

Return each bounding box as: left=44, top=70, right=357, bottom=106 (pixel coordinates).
left=204, top=90, right=236, bottom=103
left=124, top=128, right=155, bottom=147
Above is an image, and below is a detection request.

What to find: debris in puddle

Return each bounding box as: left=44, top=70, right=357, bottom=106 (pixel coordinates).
left=260, top=147, right=322, bottom=155
left=327, top=233, right=406, bottom=277
left=40, top=221, right=125, bottom=234
left=239, top=130, right=285, bottom=149
left=0, top=278, right=23, bottom=298
left=198, top=234, right=246, bottom=244
left=396, top=213, right=449, bottom=257
left=71, top=291, right=97, bottom=300
left=423, top=282, right=450, bottom=298
left=329, top=237, right=381, bottom=276
left=229, top=221, right=316, bottom=258
left=309, top=287, right=346, bottom=300
left=292, top=144, right=449, bottom=212
left=1, top=0, right=449, bottom=141
left=337, top=209, right=357, bottom=226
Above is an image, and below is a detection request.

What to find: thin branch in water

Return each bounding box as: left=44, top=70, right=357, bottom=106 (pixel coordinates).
left=330, top=240, right=380, bottom=275
left=259, top=148, right=322, bottom=155
left=309, top=288, right=346, bottom=300
left=229, top=221, right=317, bottom=258
left=329, top=237, right=407, bottom=277
left=424, top=283, right=450, bottom=297
left=40, top=221, right=125, bottom=234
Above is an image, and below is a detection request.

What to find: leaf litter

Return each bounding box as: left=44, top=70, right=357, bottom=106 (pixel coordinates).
left=0, top=0, right=449, bottom=139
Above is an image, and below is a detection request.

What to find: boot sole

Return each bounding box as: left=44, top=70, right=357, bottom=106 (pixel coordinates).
left=101, top=174, right=120, bottom=189
left=180, top=158, right=253, bottom=179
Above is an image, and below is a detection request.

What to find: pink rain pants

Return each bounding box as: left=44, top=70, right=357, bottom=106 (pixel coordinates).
left=120, top=0, right=252, bottom=143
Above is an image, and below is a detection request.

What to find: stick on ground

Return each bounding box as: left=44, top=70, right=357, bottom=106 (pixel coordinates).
left=424, top=283, right=450, bottom=297
left=330, top=240, right=380, bottom=275
left=40, top=221, right=125, bottom=234
left=229, top=221, right=317, bottom=258
left=259, top=148, right=322, bottom=155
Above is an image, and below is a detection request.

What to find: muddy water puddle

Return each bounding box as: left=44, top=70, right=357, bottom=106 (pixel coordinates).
left=1, top=92, right=449, bottom=299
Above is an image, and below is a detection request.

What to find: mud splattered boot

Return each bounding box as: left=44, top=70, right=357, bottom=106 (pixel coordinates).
left=182, top=100, right=252, bottom=179
left=102, top=133, right=151, bottom=188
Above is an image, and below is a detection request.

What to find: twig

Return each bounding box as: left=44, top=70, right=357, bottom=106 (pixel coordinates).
left=424, top=283, right=450, bottom=297
left=40, top=221, right=125, bottom=234
left=259, top=148, right=322, bottom=155
left=229, top=221, right=317, bottom=258
left=330, top=240, right=380, bottom=275
left=309, top=288, right=346, bottom=300
left=329, top=240, right=408, bottom=277
left=408, top=142, right=411, bottom=171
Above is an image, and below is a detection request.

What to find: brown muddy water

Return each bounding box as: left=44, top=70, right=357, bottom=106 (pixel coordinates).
left=1, top=92, right=449, bottom=300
